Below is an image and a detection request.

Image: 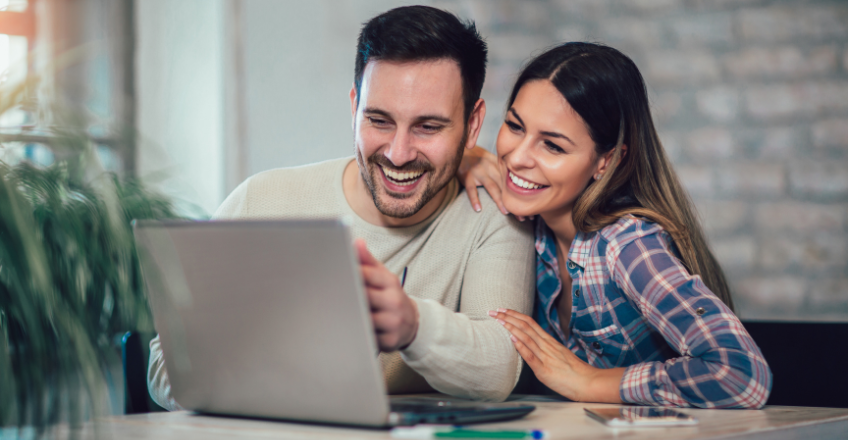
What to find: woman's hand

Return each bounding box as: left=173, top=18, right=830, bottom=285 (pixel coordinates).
left=457, top=146, right=507, bottom=215
left=488, top=308, right=624, bottom=403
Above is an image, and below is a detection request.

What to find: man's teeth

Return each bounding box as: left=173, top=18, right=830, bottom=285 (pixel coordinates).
left=382, top=166, right=424, bottom=186
left=509, top=171, right=545, bottom=190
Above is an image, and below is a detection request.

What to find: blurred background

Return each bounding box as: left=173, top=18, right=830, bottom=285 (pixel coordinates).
left=2, top=0, right=847, bottom=321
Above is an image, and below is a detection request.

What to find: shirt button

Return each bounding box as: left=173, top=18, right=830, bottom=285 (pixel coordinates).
left=567, top=261, right=576, bottom=270
left=695, top=307, right=706, bottom=316
left=575, top=288, right=580, bottom=297
left=592, top=341, right=601, bottom=350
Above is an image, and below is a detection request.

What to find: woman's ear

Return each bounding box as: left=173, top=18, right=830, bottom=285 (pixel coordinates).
left=595, top=144, right=627, bottom=179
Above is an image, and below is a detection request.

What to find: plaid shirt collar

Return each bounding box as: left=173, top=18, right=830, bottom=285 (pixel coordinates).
left=534, top=218, right=593, bottom=271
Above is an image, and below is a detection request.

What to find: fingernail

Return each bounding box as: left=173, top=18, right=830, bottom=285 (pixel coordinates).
left=474, top=204, right=482, bottom=212
left=497, top=319, right=506, bottom=326
left=497, top=308, right=507, bottom=313
left=500, top=207, right=509, bottom=215
left=487, top=310, right=497, bottom=317
left=510, top=335, right=517, bottom=342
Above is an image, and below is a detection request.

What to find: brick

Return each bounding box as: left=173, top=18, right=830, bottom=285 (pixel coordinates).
left=670, top=13, right=734, bottom=47
left=759, top=233, right=848, bottom=272
left=482, top=64, right=518, bottom=96
left=738, top=5, right=848, bottom=43
left=788, top=160, right=848, bottom=198
left=808, top=278, right=848, bottom=313
left=550, top=0, right=610, bottom=21
left=598, top=18, right=664, bottom=48
left=695, top=87, right=739, bottom=122
left=675, top=165, right=713, bottom=196
left=724, top=46, right=838, bottom=79
left=644, top=51, right=720, bottom=85
left=754, top=202, right=845, bottom=233
left=686, top=127, right=736, bottom=162
left=736, top=276, right=806, bottom=310
left=485, top=33, right=552, bottom=64
left=812, top=119, right=848, bottom=149
left=716, top=163, right=785, bottom=197
left=744, top=81, right=848, bottom=120
left=555, top=25, right=587, bottom=42
left=658, top=130, right=684, bottom=163
left=465, top=0, right=550, bottom=31
left=757, top=127, right=804, bottom=160
left=696, top=200, right=749, bottom=235
left=651, top=91, right=682, bottom=125
left=710, top=237, right=756, bottom=272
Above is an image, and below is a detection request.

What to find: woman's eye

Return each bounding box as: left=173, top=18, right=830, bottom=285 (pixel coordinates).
left=505, top=120, right=522, bottom=132
left=544, top=140, right=565, bottom=154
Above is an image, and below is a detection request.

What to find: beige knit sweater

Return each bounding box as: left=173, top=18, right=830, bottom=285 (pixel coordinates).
left=147, top=157, right=535, bottom=410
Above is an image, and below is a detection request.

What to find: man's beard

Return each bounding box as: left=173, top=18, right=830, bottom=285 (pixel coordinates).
left=355, top=133, right=467, bottom=219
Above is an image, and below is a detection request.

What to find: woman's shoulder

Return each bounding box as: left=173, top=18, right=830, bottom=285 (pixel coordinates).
left=596, top=215, right=669, bottom=251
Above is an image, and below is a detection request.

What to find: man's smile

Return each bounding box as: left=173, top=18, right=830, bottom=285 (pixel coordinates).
left=381, top=165, right=426, bottom=186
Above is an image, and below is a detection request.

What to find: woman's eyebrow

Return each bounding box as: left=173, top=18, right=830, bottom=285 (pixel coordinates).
left=510, top=108, right=576, bottom=146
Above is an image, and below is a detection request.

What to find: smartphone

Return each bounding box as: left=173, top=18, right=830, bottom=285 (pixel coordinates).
left=584, top=407, right=698, bottom=427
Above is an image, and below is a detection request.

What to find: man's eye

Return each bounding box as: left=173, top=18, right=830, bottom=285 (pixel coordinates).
left=505, top=120, right=522, bottom=132
left=421, top=124, right=441, bottom=132
left=369, top=117, right=388, bottom=126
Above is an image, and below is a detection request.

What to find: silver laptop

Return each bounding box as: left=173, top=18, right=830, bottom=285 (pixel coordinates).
left=133, top=219, right=534, bottom=427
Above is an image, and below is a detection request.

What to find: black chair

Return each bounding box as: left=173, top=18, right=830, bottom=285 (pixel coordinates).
left=743, top=321, right=848, bottom=408
left=121, top=331, right=166, bottom=414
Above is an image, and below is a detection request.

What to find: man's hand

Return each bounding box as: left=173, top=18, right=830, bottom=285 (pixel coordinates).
left=355, top=239, right=419, bottom=352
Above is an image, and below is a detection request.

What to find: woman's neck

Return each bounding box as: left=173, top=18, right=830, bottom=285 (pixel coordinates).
left=541, top=208, right=578, bottom=260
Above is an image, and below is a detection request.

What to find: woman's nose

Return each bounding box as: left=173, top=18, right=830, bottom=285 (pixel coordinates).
left=506, top=137, right=536, bottom=170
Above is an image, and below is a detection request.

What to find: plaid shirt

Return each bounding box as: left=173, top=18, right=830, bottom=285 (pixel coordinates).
left=534, top=216, right=772, bottom=409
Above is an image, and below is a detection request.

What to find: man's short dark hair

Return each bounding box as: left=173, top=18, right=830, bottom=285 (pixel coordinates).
left=354, top=6, right=487, bottom=121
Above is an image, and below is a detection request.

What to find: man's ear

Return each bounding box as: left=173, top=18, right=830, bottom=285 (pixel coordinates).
left=349, top=85, right=358, bottom=131
left=464, top=99, right=487, bottom=150
left=597, top=144, right=627, bottom=175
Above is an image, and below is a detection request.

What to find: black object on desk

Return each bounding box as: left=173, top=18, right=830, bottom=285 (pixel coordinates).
left=743, top=320, right=848, bottom=408
left=121, top=331, right=166, bottom=414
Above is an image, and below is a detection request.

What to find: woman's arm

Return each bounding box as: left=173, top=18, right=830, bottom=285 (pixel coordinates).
left=610, top=232, right=772, bottom=409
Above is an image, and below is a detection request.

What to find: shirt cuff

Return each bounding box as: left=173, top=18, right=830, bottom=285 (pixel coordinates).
left=400, top=297, right=444, bottom=362
left=620, top=362, right=660, bottom=406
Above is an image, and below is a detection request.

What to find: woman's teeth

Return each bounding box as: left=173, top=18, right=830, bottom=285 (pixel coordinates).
left=509, top=171, right=545, bottom=190
left=382, top=166, right=425, bottom=186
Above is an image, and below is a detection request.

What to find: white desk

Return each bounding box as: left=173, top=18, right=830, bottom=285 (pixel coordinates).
left=63, top=397, right=848, bottom=440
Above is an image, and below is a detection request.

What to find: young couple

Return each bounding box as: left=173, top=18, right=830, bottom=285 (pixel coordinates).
left=148, top=5, right=770, bottom=411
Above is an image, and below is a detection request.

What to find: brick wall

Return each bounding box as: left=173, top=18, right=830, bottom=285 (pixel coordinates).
left=432, top=0, right=848, bottom=321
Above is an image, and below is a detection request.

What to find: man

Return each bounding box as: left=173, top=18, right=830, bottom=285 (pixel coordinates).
left=148, top=5, right=534, bottom=410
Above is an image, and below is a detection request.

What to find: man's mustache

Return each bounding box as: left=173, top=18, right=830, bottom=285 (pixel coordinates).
left=368, top=155, right=434, bottom=173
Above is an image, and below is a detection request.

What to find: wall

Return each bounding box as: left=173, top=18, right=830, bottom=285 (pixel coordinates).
left=140, top=0, right=848, bottom=321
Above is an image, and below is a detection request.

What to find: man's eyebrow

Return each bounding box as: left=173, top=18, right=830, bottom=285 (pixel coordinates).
left=413, top=115, right=452, bottom=124
left=509, top=108, right=576, bottom=146
left=363, top=108, right=392, bottom=118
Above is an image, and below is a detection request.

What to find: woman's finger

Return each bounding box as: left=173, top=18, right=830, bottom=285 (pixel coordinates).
left=510, top=335, right=540, bottom=369
left=501, top=320, right=545, bottom=360
left=496, top=309, right=547, bottom=339
left=463, top=177, right=483, bottom=212
left=481, top=179, right=508, bottom=215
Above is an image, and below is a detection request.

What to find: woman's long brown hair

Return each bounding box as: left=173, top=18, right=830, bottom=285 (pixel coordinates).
left=507, top=42, right=733, bottom=311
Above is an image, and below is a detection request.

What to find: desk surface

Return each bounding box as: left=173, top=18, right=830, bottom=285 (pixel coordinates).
left=69, top=397, right=848, bottom=440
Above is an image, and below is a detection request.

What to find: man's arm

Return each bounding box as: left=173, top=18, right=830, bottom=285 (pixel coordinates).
left=401, top=215, right=535, bottom=401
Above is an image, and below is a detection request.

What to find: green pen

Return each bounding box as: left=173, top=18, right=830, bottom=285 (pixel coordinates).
left=391, top=426, right=546, bottom=439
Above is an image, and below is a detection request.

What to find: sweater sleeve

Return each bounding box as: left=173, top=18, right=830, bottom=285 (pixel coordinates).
left=610, top=232, right=772, bottom=409
left=399, top=211, right=536, bottom=402
left=146, top=178, right=253, bottom=410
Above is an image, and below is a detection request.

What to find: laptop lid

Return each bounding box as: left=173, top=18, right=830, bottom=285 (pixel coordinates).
left=134, top=219, right=391, bottom=426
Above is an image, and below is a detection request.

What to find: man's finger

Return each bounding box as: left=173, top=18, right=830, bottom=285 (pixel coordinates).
left=355, top=238, right=380, bottom=267
left=361, top=266, right=400, bottom=292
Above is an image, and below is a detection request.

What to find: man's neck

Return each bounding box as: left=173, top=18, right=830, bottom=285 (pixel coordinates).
left=342, top=160, right=450, bottom=228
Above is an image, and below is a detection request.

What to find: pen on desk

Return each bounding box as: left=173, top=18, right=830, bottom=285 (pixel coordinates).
left=391, top=426, right=546, bottom=439
left=401, top=266, right=408, bottom=288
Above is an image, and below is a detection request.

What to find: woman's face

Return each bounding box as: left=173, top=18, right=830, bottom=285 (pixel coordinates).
left=496, top=79, right=608, bottom=219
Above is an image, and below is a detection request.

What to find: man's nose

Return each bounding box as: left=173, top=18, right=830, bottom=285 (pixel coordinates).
left=383, top=129, right=417, bottom=166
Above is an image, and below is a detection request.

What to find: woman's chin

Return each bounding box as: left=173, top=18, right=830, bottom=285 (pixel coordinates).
left=504, top=202, right=541, bottom=219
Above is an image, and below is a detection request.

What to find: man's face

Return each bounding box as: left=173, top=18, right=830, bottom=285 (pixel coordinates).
left=351, top=59, right=469, bottom=218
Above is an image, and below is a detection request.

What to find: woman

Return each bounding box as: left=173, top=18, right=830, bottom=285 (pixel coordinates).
left=458, top=42, right=771, bottom=408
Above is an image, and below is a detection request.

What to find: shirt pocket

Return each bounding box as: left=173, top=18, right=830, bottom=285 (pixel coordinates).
left=572, top=323, right=629, bottom=368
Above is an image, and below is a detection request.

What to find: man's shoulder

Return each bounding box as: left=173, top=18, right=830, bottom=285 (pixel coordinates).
left=244, top=157, right=351, bottom=188
left=441, top=185, right=533, bottom=238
